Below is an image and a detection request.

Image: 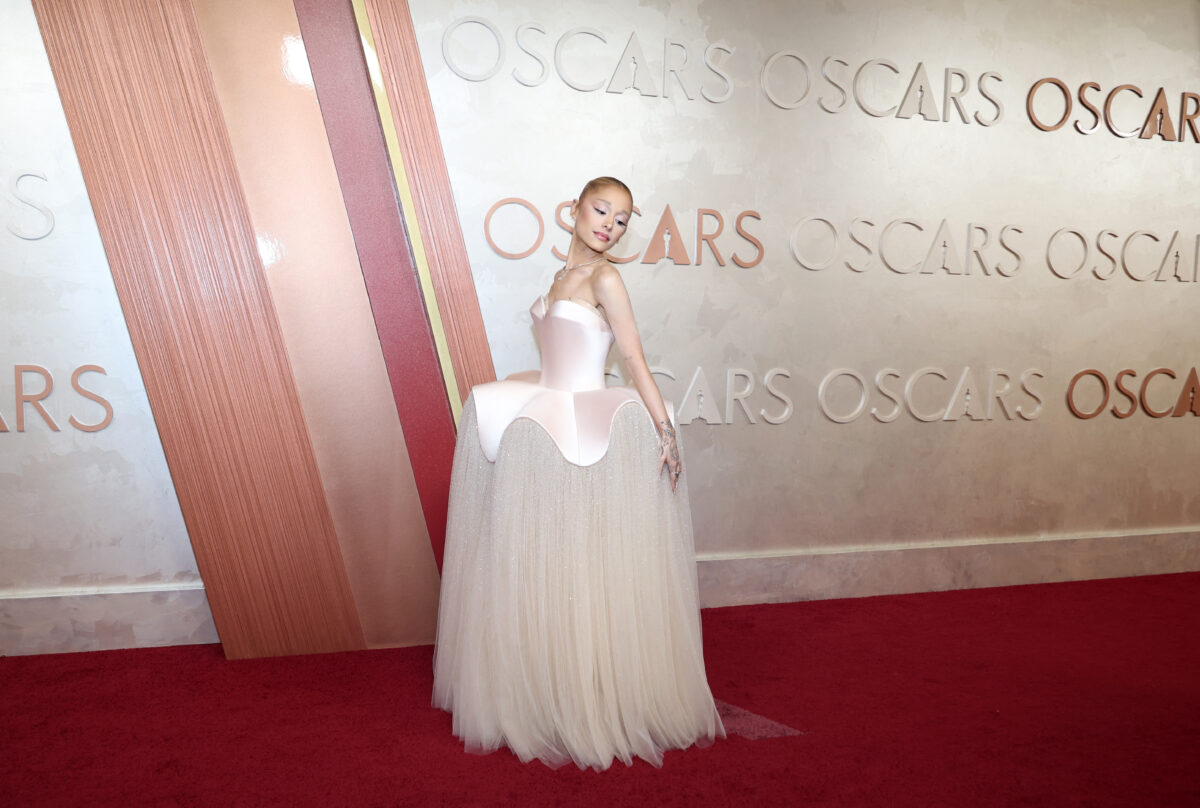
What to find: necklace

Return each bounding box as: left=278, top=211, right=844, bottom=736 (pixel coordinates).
left=554, top=255, right=604, bottom=282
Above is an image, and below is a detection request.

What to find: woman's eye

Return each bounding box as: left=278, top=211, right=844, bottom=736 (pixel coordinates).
left=617, top=220, right=627, bottom=228
left=594, top=207, right=605, bottom=215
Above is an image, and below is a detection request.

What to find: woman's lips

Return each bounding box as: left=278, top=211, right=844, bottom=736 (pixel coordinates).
left=594, top=231, right=610, bottom=242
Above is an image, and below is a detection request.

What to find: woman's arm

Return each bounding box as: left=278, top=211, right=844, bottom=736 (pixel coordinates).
left=592, top=264, right=682, bottom=490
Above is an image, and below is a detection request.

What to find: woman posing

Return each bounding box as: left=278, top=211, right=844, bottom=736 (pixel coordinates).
left=433, top=177, right=723, bottom=770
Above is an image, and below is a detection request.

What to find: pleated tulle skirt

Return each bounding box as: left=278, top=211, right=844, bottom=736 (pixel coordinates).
left=432, top=395, right=724, bottom=770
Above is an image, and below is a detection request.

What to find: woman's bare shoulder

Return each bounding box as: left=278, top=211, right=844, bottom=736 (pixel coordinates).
left=590, top=261, right=636, bottom=316
left=590, top=261, right=627, bottom=292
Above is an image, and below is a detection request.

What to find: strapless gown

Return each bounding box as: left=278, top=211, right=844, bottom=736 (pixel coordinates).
left=432, top=296, right=724, bottom=770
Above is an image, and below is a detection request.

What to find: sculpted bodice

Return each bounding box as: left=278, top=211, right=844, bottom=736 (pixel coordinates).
left=470, top=296, right=653, bottom=466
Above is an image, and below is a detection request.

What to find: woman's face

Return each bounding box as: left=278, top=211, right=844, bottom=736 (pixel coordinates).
left=572, top=185, right=633, bottom=254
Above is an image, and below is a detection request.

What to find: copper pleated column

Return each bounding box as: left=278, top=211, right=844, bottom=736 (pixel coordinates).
left=34, top=0, right=365, bottom=658
left=360, top=0, right=496, bottom=400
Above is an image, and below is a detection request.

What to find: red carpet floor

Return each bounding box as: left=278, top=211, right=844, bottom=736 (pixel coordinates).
left=3, top=573, right=1199, bottom=807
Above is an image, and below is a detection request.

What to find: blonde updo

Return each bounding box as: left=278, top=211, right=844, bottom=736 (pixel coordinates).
left=578, top=176, right=633, bottom=206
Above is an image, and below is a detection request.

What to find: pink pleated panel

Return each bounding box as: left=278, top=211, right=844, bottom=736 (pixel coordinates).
left=363, top=0, right=497, bottom=400
left=33, top=0, right=365, bottom=659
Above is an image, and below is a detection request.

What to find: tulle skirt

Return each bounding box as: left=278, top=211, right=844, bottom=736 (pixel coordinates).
left=433, top=395, right=724, bottom=770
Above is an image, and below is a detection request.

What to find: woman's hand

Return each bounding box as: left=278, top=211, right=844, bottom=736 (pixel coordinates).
left=658, top=420, right=682, bottom=492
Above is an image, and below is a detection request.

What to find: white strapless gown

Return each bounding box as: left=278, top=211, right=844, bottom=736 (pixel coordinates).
left=432, top=296, right=724, bottom=770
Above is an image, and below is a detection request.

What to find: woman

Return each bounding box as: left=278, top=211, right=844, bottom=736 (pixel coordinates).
left=433, top=177, right=723, bottom=770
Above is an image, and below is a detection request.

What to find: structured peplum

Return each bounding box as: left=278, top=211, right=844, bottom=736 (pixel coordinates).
left=472, top=296, right=673, bottom=466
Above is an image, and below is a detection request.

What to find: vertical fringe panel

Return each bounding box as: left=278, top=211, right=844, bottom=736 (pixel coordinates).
left=192, top=0, right=441, bottom=646
left=362, top=0, right=497, bottom=400
left=33, top=0, right=365, bottom=658
left=292, top=0, right=457, bottom=570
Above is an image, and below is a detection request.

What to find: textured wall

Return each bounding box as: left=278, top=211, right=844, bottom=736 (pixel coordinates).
left=362, top=0, right=497, bottom=404
left=6, top=0, right=1200, bottom=659
left=3, top=0, right=446, bottom=656
left=409, top=0, right=1200, bottom=601
left=192, top=0, right=441, bottom=648
left=34, top=0, right=365, bottom=658
left=0, top=0, right=216, bottom=655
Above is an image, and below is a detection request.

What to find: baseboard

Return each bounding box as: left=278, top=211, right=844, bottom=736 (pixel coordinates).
left=0, top=582, right=219, bottom=656
left=7, top=531, right=1198, bottom=653
left=696, top=528, right=1200, bottom=607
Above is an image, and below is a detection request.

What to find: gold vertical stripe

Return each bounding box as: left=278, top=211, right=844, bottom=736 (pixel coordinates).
left=351, top=0, right=463, bottom=421
left=33, top=0, right=365, bottom=658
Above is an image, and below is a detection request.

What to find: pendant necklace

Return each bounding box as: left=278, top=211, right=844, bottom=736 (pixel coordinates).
left=554, top=255, right=604, bottom=282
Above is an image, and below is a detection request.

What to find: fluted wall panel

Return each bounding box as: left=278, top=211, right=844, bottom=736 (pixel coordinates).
left=193, top=0, right=441, bottom=647
left=292, top=0, right=459, bottom=568
left=33, top=0, right=365, bottom=658
left=363, top=0, right=496, bottom=399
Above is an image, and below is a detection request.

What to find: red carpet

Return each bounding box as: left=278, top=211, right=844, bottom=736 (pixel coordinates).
left=3, top=573, right=1199, bottom=807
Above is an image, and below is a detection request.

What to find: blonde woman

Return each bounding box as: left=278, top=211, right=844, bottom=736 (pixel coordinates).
left=433, top=177, right=723, bottom=770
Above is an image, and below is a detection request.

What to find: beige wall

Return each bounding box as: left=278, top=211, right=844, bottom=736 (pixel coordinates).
left=0, top=0, right=216, bottom=654
left=5, top=0, right=1199, bottom=658
left=1, top=0, right=441, bottom=656
left=411, top=0, right=1200, bottom=602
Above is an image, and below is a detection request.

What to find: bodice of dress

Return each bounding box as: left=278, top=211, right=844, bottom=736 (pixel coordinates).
left=471, top=296, right=655, bottom=467
left=534, top=296, right=612, bottom=392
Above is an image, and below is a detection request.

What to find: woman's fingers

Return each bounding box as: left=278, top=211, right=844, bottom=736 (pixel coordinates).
left=657, top=449, right=676, bottom=491
left=656, top=444, right=682, bottom=492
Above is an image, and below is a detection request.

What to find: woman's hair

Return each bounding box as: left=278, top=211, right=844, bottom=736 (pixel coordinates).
left=579, top=176, right=632, bottom=205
